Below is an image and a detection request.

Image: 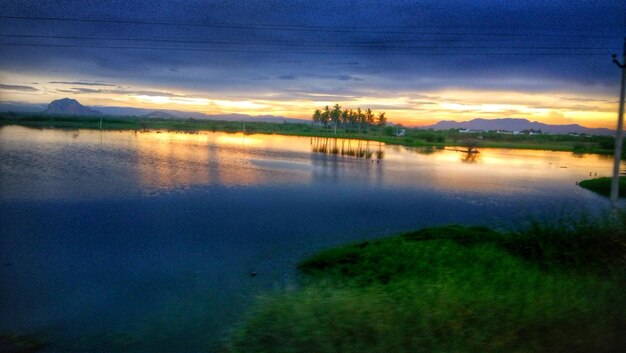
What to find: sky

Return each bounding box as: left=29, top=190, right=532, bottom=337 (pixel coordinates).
left=0, top=0, right=624, bottom=128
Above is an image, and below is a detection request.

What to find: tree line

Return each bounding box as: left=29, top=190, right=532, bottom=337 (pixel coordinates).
left=312, top=104, right=387, bottom=134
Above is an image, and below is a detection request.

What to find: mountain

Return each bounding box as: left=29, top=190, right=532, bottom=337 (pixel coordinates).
left=93, top=106, right=307, bottom=124
left=143, top=110, right=179, bottom=119
left=0, top=100, right=307, bottom=124
left=0, top=101, right=47, bottom=112
left=44, top=98, right=102, bottom=116
left=423, top=118, right=614, bottom=136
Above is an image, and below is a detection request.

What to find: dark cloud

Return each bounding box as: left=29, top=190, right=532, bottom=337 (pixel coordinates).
left=0, top=84, right=38, bottom=92
left=555, top=96, right=615, bottom=103
left=335, top=75, right=362, bottom=81
left=71, top=87, right=101, bottom=93
left=49, top=81, right=117, bottom=87
left=54, top=86, right=183, bottom=97
left=0, top=0, right=624, bottom=101
left=322, top=61, right=360, bottom=66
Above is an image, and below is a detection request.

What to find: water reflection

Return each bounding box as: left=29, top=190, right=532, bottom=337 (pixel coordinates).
left=311, top=137, right=384, bottom=160
left=135, top=132, right=213, bottom=190
left=1, top=125, right=625, bottom=352
left=1, top=125, right=625, bottom=201
left=460, top=150, right=481, bottom=164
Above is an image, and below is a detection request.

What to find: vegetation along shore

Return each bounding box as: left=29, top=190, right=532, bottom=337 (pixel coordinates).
left=1, top=112, right=624, bottom=158
left=579, top=176, right=626, bottom=198
left=229, top=216, right=626, bottom=353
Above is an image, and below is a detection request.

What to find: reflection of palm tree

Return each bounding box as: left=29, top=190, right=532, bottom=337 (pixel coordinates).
left=376, top=142, right=385, bottom=159
left=310, top=137, right=384, bottom=160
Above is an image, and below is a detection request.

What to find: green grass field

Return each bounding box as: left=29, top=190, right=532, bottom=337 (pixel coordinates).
left=229, top=218, right=626, bottom=353
left=579, top=177, right=626, bottom=198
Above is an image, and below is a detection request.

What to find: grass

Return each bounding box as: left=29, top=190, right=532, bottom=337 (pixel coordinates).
left=229, top=217, right=626, bottom=353
left=0, top=333, right=46, bottom=353
left=579, top=176, right=626, bottom=198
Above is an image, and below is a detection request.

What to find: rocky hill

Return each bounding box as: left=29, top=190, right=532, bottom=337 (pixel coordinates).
left=44, top=98, right=102, bottom=116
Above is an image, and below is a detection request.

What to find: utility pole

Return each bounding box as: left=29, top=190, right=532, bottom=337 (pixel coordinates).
left=610, top=37, right=625, bottom=208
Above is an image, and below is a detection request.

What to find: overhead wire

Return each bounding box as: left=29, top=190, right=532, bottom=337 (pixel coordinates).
left=0, top=15, right=620, bottom=56
left=0, top=15, right=621, bottom=39
left=0, top=42, right=610, bottom=56
left=0, top=34, right=615, bottom=51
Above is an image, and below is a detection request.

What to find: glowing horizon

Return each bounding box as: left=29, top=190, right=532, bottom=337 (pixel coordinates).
left=0, top=72, right=620, bottom=129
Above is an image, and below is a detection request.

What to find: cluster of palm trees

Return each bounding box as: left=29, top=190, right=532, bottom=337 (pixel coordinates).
left=312, top=104, right=387, bottom=134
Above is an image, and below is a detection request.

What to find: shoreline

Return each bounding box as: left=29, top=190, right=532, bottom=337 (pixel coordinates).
left=230, top=221, right=626, bottom=352
left=0, top=115, right=622, bottom=157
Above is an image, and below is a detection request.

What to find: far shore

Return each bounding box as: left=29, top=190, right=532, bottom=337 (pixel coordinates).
left=1, top=113, right=623, bottom=158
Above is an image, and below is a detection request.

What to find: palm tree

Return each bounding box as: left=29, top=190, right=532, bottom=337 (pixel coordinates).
left=347, top=109, right=356, bottom=128
left=355, top=108, right=364, bottom=133
left=322, top=105, right=331, bottom=128
left=331, top=104, right=341, bottom=135
left=365, top=108, right=375, bottom=127
left=341, top=109, right=349, bottom=129
left=377, top=112, right=387, bottom=127
left=312, top=109, right=322, bottom=127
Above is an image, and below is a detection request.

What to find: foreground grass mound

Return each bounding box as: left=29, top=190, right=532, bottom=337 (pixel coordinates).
left=579, top=176, right=626, bottom=198
left=230, top=221, right=626, bottom=353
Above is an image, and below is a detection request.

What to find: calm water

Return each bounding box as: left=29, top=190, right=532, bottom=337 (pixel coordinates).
left=0, top=125, right=623, bottom=351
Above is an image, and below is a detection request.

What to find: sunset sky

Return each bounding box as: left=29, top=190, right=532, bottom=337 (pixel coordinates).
left=0, top=0, right=624, bottom=128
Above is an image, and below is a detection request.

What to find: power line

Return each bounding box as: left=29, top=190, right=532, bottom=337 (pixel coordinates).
left=0, top=42, right=609, bottom=56
left=0, top=34, right=615, bottom=51
left=0, top=15, right=620, bottom=39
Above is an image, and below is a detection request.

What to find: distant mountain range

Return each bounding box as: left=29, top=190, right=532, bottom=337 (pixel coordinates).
left=423, top=118, right=614, bottom=136
left=0, top=98, right=308, bottom=124
left=0, top=99, right=617, bottom=136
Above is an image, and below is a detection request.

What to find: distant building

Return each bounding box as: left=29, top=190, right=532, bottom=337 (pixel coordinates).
left=459, top=128, right=484, bottom=134
left=395, top=128, right=406, bottom=137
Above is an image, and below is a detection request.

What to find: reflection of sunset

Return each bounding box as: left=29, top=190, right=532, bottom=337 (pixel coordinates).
left=131, top=130, right=319, bottom=191
left=135, top=131, right=211, bottom=190
left=216, top=133, right=262, bottom=146
left=1, top=126, right=621, bottom=200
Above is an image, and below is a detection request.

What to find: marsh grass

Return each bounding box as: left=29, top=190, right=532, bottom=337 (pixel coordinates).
left=579, top=177, right=626, bottom=198
left=229, top=216, right=626, bottom=353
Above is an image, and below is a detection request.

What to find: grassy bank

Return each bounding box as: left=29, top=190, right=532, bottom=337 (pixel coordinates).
left=230, top=218, right=626, bottom=353
left=1, top=113, right=623, bottom=157
left=579, top=176, right=626, bottom=198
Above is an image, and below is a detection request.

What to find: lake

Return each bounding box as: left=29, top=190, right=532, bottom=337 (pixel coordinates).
left=0, top=125, right=623, bottom=352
